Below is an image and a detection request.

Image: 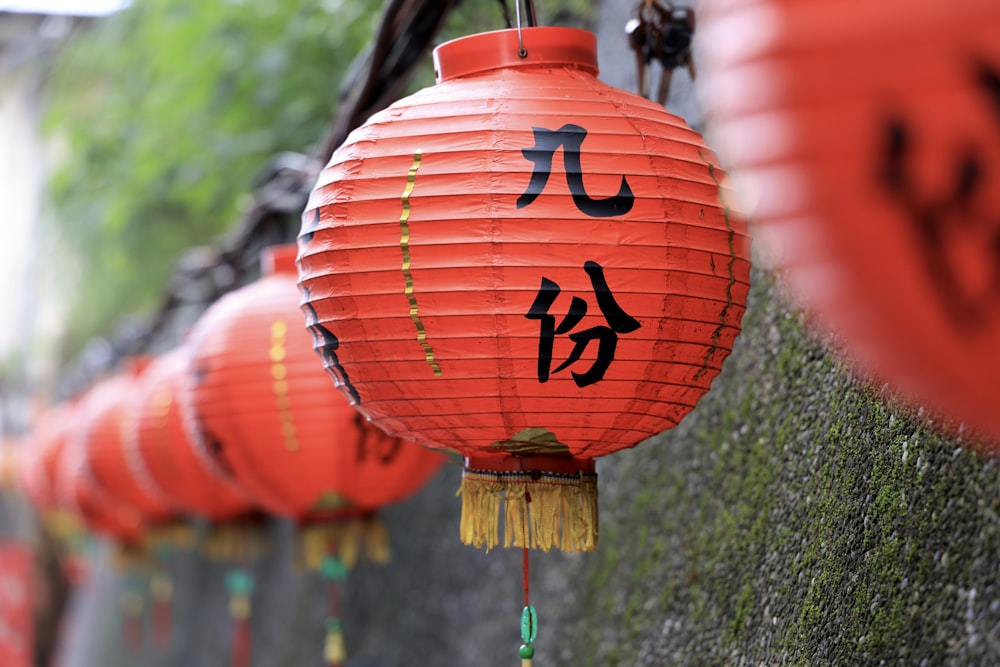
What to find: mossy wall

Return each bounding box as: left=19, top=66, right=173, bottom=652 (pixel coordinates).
left=43, top=1, right=1000, bottom=665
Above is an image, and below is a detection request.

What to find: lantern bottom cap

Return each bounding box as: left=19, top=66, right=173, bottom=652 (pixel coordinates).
left=459, top=463, right=598, bottom=553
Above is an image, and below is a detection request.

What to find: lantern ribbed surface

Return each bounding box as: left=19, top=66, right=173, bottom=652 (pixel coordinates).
left=127, top=347, right=253, bottom=521
left=80, top=370, right=176, bottom=524
left=298, top=27, right=751, bottom=551
left=60, top=415, right=143, bottom=544
left=698, top=0, right=1000, bottom=439
left=24, top=404, right=75, bottom=514
left=183, top=245, right=444, bottom=522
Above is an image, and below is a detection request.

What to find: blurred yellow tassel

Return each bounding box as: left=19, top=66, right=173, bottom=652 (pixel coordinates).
left=522, top=660, right=533, bottom=667
left=150, top=572, right=173, bottom=602
left=205, top=521, right=267, bottom=562
left=363, top=516, right=390, bottom=564
left=229, top=595, right=251, bottom=621
left=146, top=522, right=196, bottom=552
left=324, top=624, right=346, bottom=665
left=298, top=516, right=391, bottom=572
left=114, top=544, right=153, bottom=572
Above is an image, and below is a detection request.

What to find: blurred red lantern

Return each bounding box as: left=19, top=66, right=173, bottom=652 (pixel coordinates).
left=298, top=26, right=751, bottom=553
left=59, top=419, right=143, bottom=545
left=697, top=0, right=1000, bottom=439
left=18, top=403, right=82, bottom=515
left=183, top=244, right=444, bottom=531
left=185, top=244, right=446, bottom=667
left=0, top=541, right=33, bottom=667
left=125, top=347, right=253, bottom=522
left=79, top=365, right=177, bottom=526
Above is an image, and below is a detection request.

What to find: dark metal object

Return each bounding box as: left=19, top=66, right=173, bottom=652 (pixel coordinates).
left=625, top=0, right=696, bottom=106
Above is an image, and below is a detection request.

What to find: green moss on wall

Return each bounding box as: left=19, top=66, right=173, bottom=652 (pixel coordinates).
left=556, top=270, right=1000, bottom=666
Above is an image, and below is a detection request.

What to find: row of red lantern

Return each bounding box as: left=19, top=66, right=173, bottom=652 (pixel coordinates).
left=13, top=244, right=445, bottom=556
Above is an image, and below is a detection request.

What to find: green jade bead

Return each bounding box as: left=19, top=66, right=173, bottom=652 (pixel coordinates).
left=225, top=569, right=255, bottom=596
left=320, top=555, right=348, bottom=581
left=519, top=643, right=535, bottom=659
left=520, top=605, right=538, bottom=643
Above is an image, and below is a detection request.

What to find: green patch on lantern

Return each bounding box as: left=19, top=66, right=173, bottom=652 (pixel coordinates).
left=490, top=428, right=571, bottom=456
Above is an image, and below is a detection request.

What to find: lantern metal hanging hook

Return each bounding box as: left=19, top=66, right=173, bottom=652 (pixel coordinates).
left=514, top=0, right=538, bottom=58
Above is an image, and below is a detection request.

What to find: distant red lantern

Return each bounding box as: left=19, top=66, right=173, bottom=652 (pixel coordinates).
left=125, top=347, right=253, bottom=522
left=59, top=417, right=143, bottom=545
left=298, top=26, right=751, bottom=554
left=0, top=541, right=33, bottom=667
left=697, top=0, right=1000, bottom=439
left=19, top=406, right=72, bottom=514
left=183, top=245, right=444, bottom=528
left=184, top=244, right=444, bottom=667
left=78, top=366, right=176, bottom=526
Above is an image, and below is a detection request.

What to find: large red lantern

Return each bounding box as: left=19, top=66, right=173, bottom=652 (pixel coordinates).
left=697, top=0, right=1000, bottom=439
left=125, top=347, right=253, bottom=522
left=298, top=27, right=751, bottom=553
left=183, top=245, right=444, bottom=527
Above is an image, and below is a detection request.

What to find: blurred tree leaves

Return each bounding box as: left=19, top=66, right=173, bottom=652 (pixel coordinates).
left=41, top=0, right=591, bottom=364
left=43, top=0, right=383, bottom=360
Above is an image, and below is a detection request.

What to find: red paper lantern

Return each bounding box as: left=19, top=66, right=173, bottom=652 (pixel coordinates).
left=78, top=366, right=176, bottom=526
left=59, top=417, right=143, bottom=545
left=298, top=27, right=751, bottom=552
left=183, top=245, right=445, bottom=525
left=697, top=0, right=1000, bottom=438
left=19, top=406, right=72, bottom=514
left=125, top=347, right=253, bottom=522
left=0, top=542, right=33, bottom=667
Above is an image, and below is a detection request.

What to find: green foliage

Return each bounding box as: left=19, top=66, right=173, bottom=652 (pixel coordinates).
left=43, top=0, right=383, bottom=359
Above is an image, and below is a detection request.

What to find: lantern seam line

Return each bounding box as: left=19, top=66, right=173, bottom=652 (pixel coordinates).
left=695, top=150, right=739, bottom=382
left=398, top=149, right=443, bottom=376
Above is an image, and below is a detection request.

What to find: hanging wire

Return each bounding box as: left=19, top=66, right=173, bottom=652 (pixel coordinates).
left=515, top=0, right=527, bottom=57
left=513, top=0, right=539, bottom=58
left=518, top=492, right=537, bottom=666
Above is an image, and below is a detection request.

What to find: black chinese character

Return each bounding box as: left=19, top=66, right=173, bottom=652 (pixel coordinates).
left=517, top=124, right=635, bottom=217
left=525, top=260, right=641, bottom=387
left=353, top=414, right=401, bottom=464
left=879, top=60, right=1000, bottom=331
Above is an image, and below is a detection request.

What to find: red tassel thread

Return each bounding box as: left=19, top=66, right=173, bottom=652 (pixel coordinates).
left=226, top=569, right=254, bottom=667
left=151, top=572, right=173, bottom=648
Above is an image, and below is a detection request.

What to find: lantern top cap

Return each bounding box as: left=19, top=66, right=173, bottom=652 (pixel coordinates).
left=261, top=243, right=298, bottom=277
left=433, top=27, right=598, bottom=83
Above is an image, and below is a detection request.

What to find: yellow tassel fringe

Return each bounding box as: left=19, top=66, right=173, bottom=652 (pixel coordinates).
left=459, top=468, right=598, bottom=553
left=145, top=521, right=197, bottom=553
left=298, top=516, right=390, bottom=572
left=203, top=521, right=269, bottom=562
left=324, top=626, right=346, bottom=665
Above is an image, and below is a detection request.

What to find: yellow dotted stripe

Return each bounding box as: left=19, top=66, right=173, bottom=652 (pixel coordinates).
left=399, top=149, right=442, bottom=377
left=270, top=320, right=299, bottom=452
